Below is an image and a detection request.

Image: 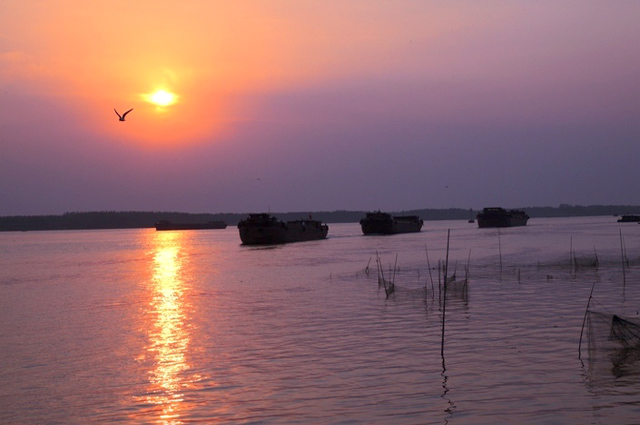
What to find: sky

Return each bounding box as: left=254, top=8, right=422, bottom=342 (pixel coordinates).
left=1, top=1, right=639, bottom=216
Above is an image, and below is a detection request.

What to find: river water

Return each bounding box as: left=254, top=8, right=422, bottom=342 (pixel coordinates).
left=1, top=216, right=640, bottom=424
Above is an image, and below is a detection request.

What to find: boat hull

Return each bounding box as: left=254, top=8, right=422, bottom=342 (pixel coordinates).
left=618, top=215, right=640, bottom=223
left=238, top=214, right=328, bottom=245
left=360, top=212, right=423, bottom=235
left=476, top=208, right=529, bottom=228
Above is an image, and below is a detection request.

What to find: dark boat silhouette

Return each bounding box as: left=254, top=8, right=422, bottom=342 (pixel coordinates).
left=238, top=213, right=328, bottom=245
left=359, top=211, right=423, bottom=235
left=154, top=220, right=227, bottom=231
left=618, top=215, right=640, bottom=223
left=468, top=208, right=475, bottom=223
left=476, top=207, right=529, bottom=228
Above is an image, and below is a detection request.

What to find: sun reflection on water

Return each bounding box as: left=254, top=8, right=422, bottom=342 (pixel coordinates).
left=142, top=231, right=194, bottom=424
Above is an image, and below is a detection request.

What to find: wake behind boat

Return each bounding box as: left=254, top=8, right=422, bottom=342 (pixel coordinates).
left=238, top=213, right=328, bottom=245
left=154, top=220, right=227, bottom=231
left=476, top=207, right=529, bottom=228
left=359, top=211, right=423, bottom=235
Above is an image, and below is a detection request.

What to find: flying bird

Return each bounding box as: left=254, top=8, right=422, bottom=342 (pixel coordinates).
left=114, top=108, right=133, bottom=121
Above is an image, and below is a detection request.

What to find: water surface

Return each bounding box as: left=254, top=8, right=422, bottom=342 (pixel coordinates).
left=1, top=217, right=640, bottom=423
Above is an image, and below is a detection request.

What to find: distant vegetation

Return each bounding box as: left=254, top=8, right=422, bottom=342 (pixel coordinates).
left=1, top=205, right=639, bottom=232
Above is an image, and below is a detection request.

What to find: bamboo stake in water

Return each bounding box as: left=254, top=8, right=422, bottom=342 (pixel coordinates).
left=425, top=244, right=435, bottom=296
left=498, top=229, right=502, bottom=270
left=622, top=231, right=629, bottom=268
left=385, top=253, right=397, bottom=299
left=465, top=249, right=472, bottom=280
left=392, top=253, right=398, bottom=284
left=570, top=236, right=574, bottom=274
left=376, top=251, right=386, bottom=287
left=620, top=229, right=626, bottom=286
left=424, top=244, right=433, bottom=291
left=578, top=281, right=597, bottom=359
left=441, top=229, right=451, bottom=358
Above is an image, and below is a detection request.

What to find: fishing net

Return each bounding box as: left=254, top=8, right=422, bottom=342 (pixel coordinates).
left=586, top=310, right=640, bottom=379
left=610, top=314, right=640, bottom=349
left=587, top=311, right=640, bottom=352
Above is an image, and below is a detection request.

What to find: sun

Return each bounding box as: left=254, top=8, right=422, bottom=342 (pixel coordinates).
left=147, top=89, right=177, bottom=106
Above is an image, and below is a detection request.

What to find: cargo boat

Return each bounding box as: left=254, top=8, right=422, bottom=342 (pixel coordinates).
left=617, top=215, right=640, bottom=223
left=238, top=213, right=328, bottom=245
left=154, top=220, right=227, bottom=231
left=359, top=211, right=423, bottom=235
left=476, top=207, right=529, bottom=228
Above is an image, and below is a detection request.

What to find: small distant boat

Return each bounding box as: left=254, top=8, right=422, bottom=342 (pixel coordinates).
left=154, top=220, right=227, bottom=231
left=617, top=215, right=640, bottom=223
left=359, top=211, right=423, bottom=235
left=476, top=207, right=529, bottom=228
left=237, top=213, right=328, bottom=245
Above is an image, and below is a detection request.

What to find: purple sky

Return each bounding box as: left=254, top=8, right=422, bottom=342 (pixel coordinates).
left=1, top=1, right=639, bottom=215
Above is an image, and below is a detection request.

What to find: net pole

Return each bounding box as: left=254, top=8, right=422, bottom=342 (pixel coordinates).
left=578, top=281, right=597, bottom=359
left=441, top=229, right=451, bottom=358
left=620, top=229, right=626, bottom=286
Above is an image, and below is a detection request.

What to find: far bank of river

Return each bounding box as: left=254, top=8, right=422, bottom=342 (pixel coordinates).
left=1, top=204, right=639, bottom=232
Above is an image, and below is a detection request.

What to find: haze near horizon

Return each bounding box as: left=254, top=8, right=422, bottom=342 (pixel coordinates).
left=1, top=1, right=639, bottom=216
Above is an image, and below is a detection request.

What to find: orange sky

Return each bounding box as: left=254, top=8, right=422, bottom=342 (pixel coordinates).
left=2, top=2, right=293, bottom=144
left=1, top=1, right=640, bottom=215
left=1, top=1, right=494, bottom=146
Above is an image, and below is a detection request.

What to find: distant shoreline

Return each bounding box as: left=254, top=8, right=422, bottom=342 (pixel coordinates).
left=1, top=205, right=639, bottom=232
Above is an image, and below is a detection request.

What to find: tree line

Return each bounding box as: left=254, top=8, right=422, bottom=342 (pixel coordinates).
left=1, top=205, right=639, bottom=232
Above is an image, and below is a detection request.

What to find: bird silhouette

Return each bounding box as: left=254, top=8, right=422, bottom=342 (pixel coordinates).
left=114, top=108, right=133, bottom=121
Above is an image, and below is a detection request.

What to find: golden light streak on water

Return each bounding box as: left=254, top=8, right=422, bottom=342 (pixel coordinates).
left=144, top=231, right=193, bottom=424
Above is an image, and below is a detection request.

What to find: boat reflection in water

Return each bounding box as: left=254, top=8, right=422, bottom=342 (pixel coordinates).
left=137, top=230, right=195, bottom=424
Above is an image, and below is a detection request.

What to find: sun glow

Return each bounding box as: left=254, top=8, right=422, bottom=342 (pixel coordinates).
left=148, top=89, right=177, bottom=106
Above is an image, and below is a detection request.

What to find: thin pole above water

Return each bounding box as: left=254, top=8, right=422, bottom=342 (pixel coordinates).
left=578, top=281, right=597, bottom=359
left=441, top=229, right=451, bottom=358
left=498, top=229, right=502, bottom=270
left=620, top=229, right=626, bottom=286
